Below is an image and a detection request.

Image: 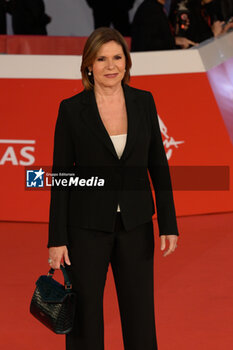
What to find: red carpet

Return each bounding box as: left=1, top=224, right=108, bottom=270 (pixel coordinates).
left=1, top=212, right=232, bottom=350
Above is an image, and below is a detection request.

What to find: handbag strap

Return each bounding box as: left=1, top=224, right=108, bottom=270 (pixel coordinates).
left=48, top=265, right=72, bottom=290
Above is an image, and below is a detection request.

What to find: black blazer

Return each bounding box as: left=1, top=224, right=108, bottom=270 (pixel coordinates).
left=48, top=84, right=179, bottom=248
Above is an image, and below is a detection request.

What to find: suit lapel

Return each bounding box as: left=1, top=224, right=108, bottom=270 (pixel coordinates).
left=79, top=84, right=140, bottom=161
left=121, top=84, right=140, bottom=161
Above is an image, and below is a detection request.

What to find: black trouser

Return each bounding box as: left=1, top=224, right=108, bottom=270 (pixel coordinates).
left=65, top=213, right=158, bottom=350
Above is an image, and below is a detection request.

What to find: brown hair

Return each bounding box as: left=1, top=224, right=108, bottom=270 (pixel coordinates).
left=81, top=27, right=132, bottom=90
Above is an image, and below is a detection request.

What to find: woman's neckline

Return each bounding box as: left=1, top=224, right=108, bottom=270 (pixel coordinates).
left=109, top=133, right=127, bottom=137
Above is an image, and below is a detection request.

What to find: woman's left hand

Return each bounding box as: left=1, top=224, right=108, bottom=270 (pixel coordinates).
left=160, top=235, right=178, bottom=257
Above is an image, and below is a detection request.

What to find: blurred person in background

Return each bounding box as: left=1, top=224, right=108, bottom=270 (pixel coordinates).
left=201, top=0, right=233, bottom=32
left=170, top=0, right=233, bottom=45
left=0, top=0, right=7, bottom=34
left=131, top=0, right=196, bottom=52
left=86, top=0, right=135, bottom=36
left=216, top=0, right=233, bottom=22
left=10, top=0, right=51, bottom=35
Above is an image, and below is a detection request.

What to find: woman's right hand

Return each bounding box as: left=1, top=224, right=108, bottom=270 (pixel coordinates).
left=48, top=246, right=71, bottom=269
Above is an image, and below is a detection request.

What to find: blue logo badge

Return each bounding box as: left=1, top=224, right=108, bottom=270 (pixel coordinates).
left=26, top=168, right=45, bottom=187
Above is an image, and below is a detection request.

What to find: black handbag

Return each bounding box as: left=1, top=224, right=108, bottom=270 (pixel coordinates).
left=30, top=264, right=76, bottom=334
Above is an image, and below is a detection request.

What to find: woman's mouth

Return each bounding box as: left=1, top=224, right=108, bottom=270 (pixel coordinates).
left=104, top=73, right=118, bottom=78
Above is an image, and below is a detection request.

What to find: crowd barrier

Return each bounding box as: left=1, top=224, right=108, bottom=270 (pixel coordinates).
left=0, top=35, right=131, bottom=55
left=0, top=33, right=233, bottom=223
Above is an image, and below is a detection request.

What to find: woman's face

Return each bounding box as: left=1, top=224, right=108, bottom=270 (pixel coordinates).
left=90, top=40, right=126, bottom=89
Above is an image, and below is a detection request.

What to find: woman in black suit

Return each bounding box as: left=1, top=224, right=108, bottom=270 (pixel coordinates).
left=48, top=27, right=179, bottom=350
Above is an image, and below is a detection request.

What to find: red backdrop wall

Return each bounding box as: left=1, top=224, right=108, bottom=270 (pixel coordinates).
left=0, top=73, right=233, bottom=222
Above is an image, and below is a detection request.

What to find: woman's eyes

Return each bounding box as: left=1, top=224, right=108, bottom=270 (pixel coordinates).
left=96, top=56, right=122, bottom=62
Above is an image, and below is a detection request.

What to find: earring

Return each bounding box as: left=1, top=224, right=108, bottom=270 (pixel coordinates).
left=88, top=71, right=92, bottom=76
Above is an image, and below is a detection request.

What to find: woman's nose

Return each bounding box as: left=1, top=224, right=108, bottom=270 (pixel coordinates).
left=106, top=59, right=115, bottom=69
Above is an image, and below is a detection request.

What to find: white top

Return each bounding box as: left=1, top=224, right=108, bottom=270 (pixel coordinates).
left=110, top=134, right=127, bottom=159
left=110, top=134, right=127, bottom=212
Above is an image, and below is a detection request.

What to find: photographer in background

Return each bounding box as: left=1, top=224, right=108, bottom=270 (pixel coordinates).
left=200, top=0, right=233, bottom=37
left=170, top=0, right=233, bottom=45
left=131, top=0, right=196, bottom=52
